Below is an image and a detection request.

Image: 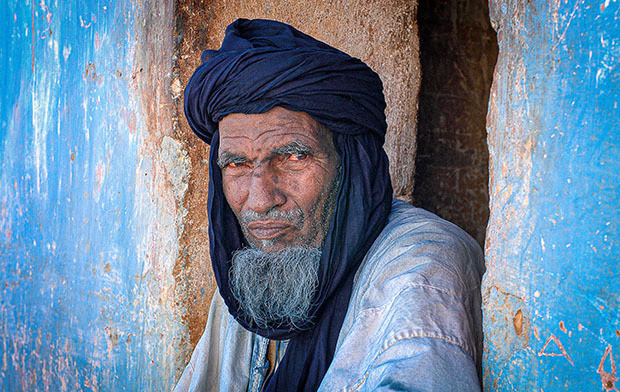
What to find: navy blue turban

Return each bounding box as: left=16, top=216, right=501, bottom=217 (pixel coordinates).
left=184, top=19, right=393, bottom=392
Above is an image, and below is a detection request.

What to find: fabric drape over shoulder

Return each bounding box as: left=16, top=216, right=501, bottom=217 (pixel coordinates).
left=184, top=18, right=393, bottom=392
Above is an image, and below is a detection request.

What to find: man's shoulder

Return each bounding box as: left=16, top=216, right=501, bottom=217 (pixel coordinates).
left=381, top=199, right=481, bottom=252
left=356, top=199, right=485, bottom=291
left=322, top=200, right=484, bottom=391
left=338, top=198, right=485, bottom=362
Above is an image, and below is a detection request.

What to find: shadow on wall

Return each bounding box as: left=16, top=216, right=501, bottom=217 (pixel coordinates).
left=414, top=0, right=498, bottom=247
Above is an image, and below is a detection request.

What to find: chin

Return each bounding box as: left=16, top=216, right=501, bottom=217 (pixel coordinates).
left=248, top=238, right=286, bottom=253
left=249, top=237, right=319, bottom=253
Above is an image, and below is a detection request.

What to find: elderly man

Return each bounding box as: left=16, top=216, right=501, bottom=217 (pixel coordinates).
left=175, top=19, right=484, bottom=392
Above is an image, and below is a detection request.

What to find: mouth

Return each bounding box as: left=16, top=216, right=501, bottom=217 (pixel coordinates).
left=245, top=221, right=293, bottom=240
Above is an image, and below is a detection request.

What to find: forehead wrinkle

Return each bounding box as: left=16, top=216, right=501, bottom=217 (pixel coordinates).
left=221, top=122, right=317, bottom=141
left=221, top=129, right=322, bottom=153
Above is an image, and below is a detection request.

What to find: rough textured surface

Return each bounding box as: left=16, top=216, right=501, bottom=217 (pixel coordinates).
left=414, top=0, right=497, bottom=247
left=170, top=0, right=214, bottom=370
left=0, top=0, right=187, bottom=390
left=482, top=1, right=619, bottom=390
left=173, top=0, right=421, bottom=364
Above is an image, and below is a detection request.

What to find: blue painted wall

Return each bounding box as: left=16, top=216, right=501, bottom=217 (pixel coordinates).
left=0, top=0, right=187, bottom=390
left=483, top=1, right=619, bottom=390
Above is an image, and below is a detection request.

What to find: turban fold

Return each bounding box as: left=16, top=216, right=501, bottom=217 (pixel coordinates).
left=184, top=18, right=393, bottom=392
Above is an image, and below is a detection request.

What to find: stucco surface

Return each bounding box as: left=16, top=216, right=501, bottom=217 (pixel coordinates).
left=0, top=0, right=187, bottom=390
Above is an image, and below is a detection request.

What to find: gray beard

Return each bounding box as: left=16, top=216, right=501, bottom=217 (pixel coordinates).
left=229, top=246, right=321, bottom=329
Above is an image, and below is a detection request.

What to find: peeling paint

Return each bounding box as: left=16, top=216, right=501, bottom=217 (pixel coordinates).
left=1, top=0, right=186, bottom=390
left=161, top=136, right=190, bottom=205
left=598, top=345, right=619, bottom=392
left=483, top=0, right=620, bottom=390
left=538, top=334, right=574, bottom=366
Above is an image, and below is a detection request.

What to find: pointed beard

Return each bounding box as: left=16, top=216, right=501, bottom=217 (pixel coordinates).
left=229, top=246, right=321, bottom=330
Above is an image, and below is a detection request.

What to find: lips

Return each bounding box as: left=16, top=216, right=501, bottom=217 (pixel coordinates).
left=246, top=221, right=293, bottom=240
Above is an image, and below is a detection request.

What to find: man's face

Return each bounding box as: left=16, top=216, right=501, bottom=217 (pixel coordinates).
left=218, top=107, right=340, bottom=253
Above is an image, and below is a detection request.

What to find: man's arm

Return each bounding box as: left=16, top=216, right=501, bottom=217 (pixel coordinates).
left=360, top=336, right=480, bottom=391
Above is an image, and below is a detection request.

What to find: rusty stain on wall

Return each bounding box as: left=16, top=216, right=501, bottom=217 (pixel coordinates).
left=169, top=0, right=216, bottom=367
left=512, top=309, right=523, bottom=336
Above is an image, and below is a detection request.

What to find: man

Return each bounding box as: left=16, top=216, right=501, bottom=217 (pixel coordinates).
left=175, top=19, right=484, bottom=392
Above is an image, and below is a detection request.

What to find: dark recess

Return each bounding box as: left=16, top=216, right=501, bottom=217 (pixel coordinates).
left=414, top=0, right=498, bottom=247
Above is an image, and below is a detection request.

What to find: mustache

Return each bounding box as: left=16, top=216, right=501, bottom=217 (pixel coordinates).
left=239, top=208, right=305, bottom=227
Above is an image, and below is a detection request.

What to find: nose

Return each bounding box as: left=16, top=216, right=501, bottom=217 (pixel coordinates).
left=245, top=164, right=286, bottom=214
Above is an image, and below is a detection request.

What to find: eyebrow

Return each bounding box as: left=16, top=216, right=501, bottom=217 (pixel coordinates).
left=217, top=151, right=248, bottom=169
left=270, top=140, right=313, bottom=156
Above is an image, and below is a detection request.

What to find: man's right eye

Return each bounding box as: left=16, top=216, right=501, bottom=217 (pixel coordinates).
left=223, top=161, right=252, bottom=175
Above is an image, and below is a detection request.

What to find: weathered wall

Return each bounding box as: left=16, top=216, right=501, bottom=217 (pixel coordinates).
left=173, top=0, right=421, bottom=358
left=414, top=0, right=497, bottom=246
left=483, top=1, right=619, bottom=390
left=0, top=0, right=189, bottom=390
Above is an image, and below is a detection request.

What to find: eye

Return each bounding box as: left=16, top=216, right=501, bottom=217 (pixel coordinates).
left=287, top=152, right=308, bottom=161
left=226, top=161, right=252, bottom=171
left=277, top=152, right=312, bottom=171
left=221, top=160, right=253, bottom=177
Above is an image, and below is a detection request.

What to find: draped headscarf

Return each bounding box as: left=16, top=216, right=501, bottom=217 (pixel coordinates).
left=184, top=19, right=393, bottom=391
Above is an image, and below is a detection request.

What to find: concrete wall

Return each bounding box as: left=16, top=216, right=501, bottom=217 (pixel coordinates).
left=482, top=1, right=620, bottom=390
left=0, top=0, right=188, bottom=390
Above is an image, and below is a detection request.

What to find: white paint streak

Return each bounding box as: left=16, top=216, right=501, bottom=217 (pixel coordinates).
left=161, top=136, right=190, bottom=204
left=93, top=161, right=106, bottom=202
left=32, top=71, right=51, bottom=196
left=62, top=44, right=71, bottom=61
left=551, top=0, right=583, bottom=53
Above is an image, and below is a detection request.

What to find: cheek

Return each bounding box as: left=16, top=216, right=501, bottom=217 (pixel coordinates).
left=278, top=175, right=299, bottom=192
left=288, top=175, right=327, bottom=209
left=222, top=177, right=246, bottom=212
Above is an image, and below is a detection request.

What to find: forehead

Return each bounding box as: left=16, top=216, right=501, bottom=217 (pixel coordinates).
left=218, top=107, right=326, bottom=150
